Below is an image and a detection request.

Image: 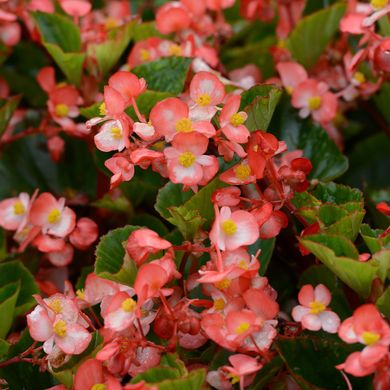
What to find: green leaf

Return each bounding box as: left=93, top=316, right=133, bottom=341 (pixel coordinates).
left=79, top=102, right=101, bottom=119
left=287, top=3, right=346, bottom=68
left=249, top=238, right=275, bottom=276
left=31, top=12, right=84, bottom=85
left=374, top=82, right=390, bottom=125
left=240, top=85, right=283, bottom=131
left=31, top=12, right=81, bottom=51
left=276, top=333, right=370, bottom=389
left=0, top=261, right=39, bottom=316
left=95, top=225, right=140, bottom=285
left=0, top=282, right=20, bottom=338
left=377, top=286, right=390, bottom=317
left=132, top=57, right=192, bottom=94
left=133, top=22, right=163, bottom=42
left=0, top=95, right=21, bottom=137
left=300, top=234, right=383, bottom=298
left=0, top=338, right=10, bottom=361
left=269, top=99, right=348, bottom=182
left=88, top=22, right=134, bottom=77
left=0, top=228, right=7, bottom=261
left=361, top=224, right=390, bottom=254
left=248, top=356, right=284, bottom=389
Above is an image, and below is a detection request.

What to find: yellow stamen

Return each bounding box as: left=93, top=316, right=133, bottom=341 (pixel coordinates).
left=169, top=44, right=182, bottom=56
left=76, top=289, right=85, bottom=300
left=105, top=17, right=118, bottom=30
left=13, top=201, right=25, bottom=215
left=238, top=259, right=248, bottom=270
left=178, top=151, right=196, bottom=168
left=121, top=297, right=136, bottom=312
left=235, top=322, right=250, bottom=334
left=175, top=118, right=193, bottom=133
left=286, top=86, right=293, bottom=95
left=48, top=299, right=62, bottom=314
left=353, top=72, right=366, bottom=84
left=277, top=39, right=286, bottom=49
left=230, top=113, right=245, bottom=127
left=309, top=300, right=326, bottom=315
left=91, top=384, right=106, bottom=390
left=55, top=104, right=70, bottom=118
left=213, top=298, right=225, bottom=311
left=215, top=278, right=231, bottom=290
left=47, top=208, right=61, bottom=224
left=140, top=49, right=151, bottom=62
left=99, top=102, right=106, bottom=116
left=371, top=0, right=387, bottom=9
left=362, top=331, right=380, bottom=346
left=110, top=126, right=122, bottom=140
left=234, top=164, right=251, bottom=181
left=221, top=219, right=237, bottom=236
left=308, top=96, right=322, bottom=111
left=53, top=320, right=67, bottom=337
left=196, top=93, right=212, bottom=107
left=228, top=373, right=240, bottom=385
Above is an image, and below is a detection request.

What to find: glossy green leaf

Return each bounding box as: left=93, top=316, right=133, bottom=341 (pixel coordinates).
left=0, top=338, right=10, bottom=361
left=0, top=95, right=21, bottom=137
left=79, top=102, right=101, bottom=119
left=300, top=234, right=384, bottom=298
left=376, top=286, right=390, bottom=317
left=240, top=84, right=283, bottom=131
left=95, top=225, right=139, bottom=285
left=0, top=261, right=38, bottom=316
left=0, top=282, right=20, bottom=338
left=132, top=57, right=192, bottom=94
left=248, top=356, right=284, bottom=390
left=374, top=82, right=390, bottom=125
left=360, top=224, right=390, bottom=254
left=88, top=22, right=134, bottom=77
left=287, top=3, right=346, bottom=68
left=249, top=238, right=275, bottom=276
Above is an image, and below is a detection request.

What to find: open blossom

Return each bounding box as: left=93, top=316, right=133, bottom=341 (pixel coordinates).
left=337, top=304, right=390, bottom=377
left=210, top=206, right=259, bottom=251
left=0, top=192, right=31, bottom=231
left=27, top=294, right=91, bottom=355
left=292, top=284, right=340, bottom=333
left=164, top=132, right=218, bottom=187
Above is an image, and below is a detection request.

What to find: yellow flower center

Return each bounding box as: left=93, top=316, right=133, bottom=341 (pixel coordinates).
left=228, top=373, right=240, bottom=385
left=286, top=86, right=293, bottom=95
left=221, top=219, right=237, bottom=236
left=238, top=259, right=248, bottom=270
left=169, top=44, right=182, bottom=56
left=99, top=102, right=106, bottom=116
left=91, top=384, right=106, bottom=390
left=175, top=118, right=193, bottom=133
left=215, top=278, right=231, bottom=290
left=308, top=96, right=322, bottom=111
left=230, top=113, right=245, bottom=127
left=53, top=320, right=67, bottom=337
left=371, top=0, right=387, bottom=9
left=277, top=39, right=286, bottom=49
left=121, top=297, right=136, bottom=312
left=47, top=208, right=61, bottom=224
left=309, top=300, right=326, bottom=315
left=48, top=299, right=62, bottom=314
left=235, top=321, right=250, bottom=334
left=213, top=298, right=225, bottom=311
left=13, top=201, right=25, bottom=215
left=55, top=103, right=70, bottom=118
left=105, top=17, right=118, bottom=30
left=196, top=93, right=212, bottom=107
left=353, top=72, right=366, bottom=84
left=362, top=331, right=380, bottom=346
left=178, top=151, right=196, bottom=168
left=110, top=126, right=122, bottom=140
left=140, top=49, right=151, bottom=62
left=76, top=289, right=85, bottom=300
left=234, top=164, right=251, bottom=181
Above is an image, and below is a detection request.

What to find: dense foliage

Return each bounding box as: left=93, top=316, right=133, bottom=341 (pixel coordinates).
left=0, top=0, right=389, bottom=389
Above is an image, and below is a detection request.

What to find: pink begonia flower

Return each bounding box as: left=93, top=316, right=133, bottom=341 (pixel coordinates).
left=101, top=291, right=137, bottom=332
left=69, top=217, right=98, bottom=250
left=150, top=97, right=216, bottom=142
left=108, top=71, right=147, bottom=105
left=219, top=95, right=250, bottom=144
left=126, top=228, right=172, bottom=266
left=60, top=0, right=92, bottom=18
left=337, top=304, right=390, bottom=377
left=0, top=192, right=31, bottom=231
left=29, top=192, right=76, bottom=238
left=206, top=0, right=235, bottom=11
left=73, top=358, right=122, bottom=390
left=292, top=284, right=340, bottom=333
left=210, top=206, right=259, bottom=251
left=276, top=61, right=308, bottom=93
left=223, top=354, right=263, bottom=390
left=164, top=132, right=218, bottom=187
left=46, top=243, right=74, bottom=267
left=27, top=294, right=91, bottom=355
left=219, top=160, right=257, bottom=186
left=229, top=64, right=262, bottom=90
left=133, top=121, right=157, bottom=140
left=291, top=79, right=338, bottom=124
left=155, top=2, right=192, bottom=34
left=189, top=71, right=225, bottom=121
left=104, top=155, right=135, bottom=189
left=211, top=186, right=241, bottom=207
left=0, top=22, right=21, bottom=46
left=47, top=135, right=65, bottom=162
